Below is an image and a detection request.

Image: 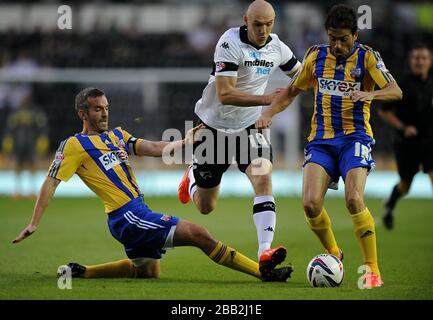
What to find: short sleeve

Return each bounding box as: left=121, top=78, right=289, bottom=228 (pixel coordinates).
left=47, top=138, right=82, bottom=182
left=291, top=46, right=316, bottom=91
left=214, top=35, right=240, bottom=77
left=365, top=50, right=396, bottom=89
left=279, top=41, right=301, bottom=77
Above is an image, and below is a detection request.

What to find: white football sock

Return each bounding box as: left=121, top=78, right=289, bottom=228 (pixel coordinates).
left=188, top=167, right=197, bottom=201
left=253, top=195, right=276, bottom=259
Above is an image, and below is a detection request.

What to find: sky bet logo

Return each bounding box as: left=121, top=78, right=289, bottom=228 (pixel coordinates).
left=318, top=77, right=361, bottom=97
left=99, top=150, right=128, bottom=170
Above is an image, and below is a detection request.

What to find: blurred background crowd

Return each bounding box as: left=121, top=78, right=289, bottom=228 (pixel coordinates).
left=0, top=0, right=432, bottom=174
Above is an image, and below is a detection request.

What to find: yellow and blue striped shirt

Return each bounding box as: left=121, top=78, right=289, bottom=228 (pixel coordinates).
left=48, top=127, right=143, bottom=213
left=292, top=42, right=396, bottom=141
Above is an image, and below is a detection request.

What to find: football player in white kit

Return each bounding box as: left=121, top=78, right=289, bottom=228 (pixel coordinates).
left=178, top=0, right=300, bottom=278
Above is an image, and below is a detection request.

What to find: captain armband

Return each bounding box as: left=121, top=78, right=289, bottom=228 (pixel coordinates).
left=128, top=137, right=139, bottom=155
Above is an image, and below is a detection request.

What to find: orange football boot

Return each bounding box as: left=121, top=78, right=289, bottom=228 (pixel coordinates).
left=363, top=273, right=384, bottom=288
left=259, top=245, right=287, bottom=278
left=178, top=165, right=192, bottom=204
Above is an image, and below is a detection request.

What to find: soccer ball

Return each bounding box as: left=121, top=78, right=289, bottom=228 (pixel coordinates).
left=306, top=254, right=344, bottom=287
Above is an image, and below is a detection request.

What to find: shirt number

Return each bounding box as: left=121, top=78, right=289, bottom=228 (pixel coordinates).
left=354, top=142, right=370, bottom=159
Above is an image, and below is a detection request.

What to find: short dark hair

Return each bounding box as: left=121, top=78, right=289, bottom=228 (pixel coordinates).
left=325, top=4, right=357, bottom=34
left=409, top=42, right=432, bottom=54
left=75, top=87, right=105, bottom=112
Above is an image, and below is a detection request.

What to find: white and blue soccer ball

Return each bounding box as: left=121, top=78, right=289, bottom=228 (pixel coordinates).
left=306, top=254, right=344, bottom=287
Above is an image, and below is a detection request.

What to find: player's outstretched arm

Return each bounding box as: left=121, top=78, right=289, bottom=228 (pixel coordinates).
left=351, top=82, right=402, bottom=103
left=216, top=76, right=284, bottom=107
left=255, top=85, right=303, bottom=129
left=135, top=124, right=205, bottom=157
left=13, top=176, right=61, bottom=244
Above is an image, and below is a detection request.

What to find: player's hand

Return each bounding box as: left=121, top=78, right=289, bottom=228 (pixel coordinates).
left=264, top=88, right=286, bottom=105
left=185, top=123, right=205, bottom=145
left=404, top=125, right=418, bottom=138
left=255, top=114, right=272, bottom=129
left=12, top=224, right=37, bottom=244
left=350, top=90, right=374, bottom=102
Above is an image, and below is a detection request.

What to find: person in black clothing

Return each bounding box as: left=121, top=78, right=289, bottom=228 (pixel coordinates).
left=378, top=43, right=433, bottom=230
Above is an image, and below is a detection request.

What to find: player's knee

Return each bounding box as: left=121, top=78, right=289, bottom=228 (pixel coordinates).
left=303, top=197, right=323, bottom=217
left=191, top=224, right=217, bottom=251
left=143, top=270, right=160, bottom=279
left=398, top=181, right=411, bottom=194
left=345, top=194, right=364, bottom=213
left=134, top=266, right=160, bottom=279
left=199, top=207, right=214, bottom=215
left=197, top=200, right=216, bottom=215
left=196, top=225, right=214, bottom=242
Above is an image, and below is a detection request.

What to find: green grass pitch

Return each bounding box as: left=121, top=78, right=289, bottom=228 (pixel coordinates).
left=1, top=195, right=432, bottom=299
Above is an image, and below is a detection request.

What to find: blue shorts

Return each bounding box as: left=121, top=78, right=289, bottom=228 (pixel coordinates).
left=107, top=197, right=180, bottom=260
left=303, top=134, right=376, bottom=183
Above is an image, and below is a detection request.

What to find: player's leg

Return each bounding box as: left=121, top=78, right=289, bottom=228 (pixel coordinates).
left=340, top=138, right=383, bottom=287
left=241, top=128, right=288, bottom=274
left=69, top=199, right=290, bottom=281
left=386, top=178, right=413, bottom=207
left=303, top=162, right=341, bottom=258
left=178, top=164, right=220, bottom=214
left=344, top=167, right=368, bottom=213
left=244, top=158, right=276, bottom=258
left=173, top=220, right=261, bottom=278
left=383, top=177, right=413, bottom=229
left=178, top=123, right=228, bottom=214
left=64, top=199, right=171, bottom=279
left=244, top=158, right=287, bottom=276
left=68, top=258, right=160, bottom=278
left=192, top=184, right=220, bottom=215
left=383, top=142, right=418, bottom=229
left=187, top=163, right=228, bottom=214
left=173, top=219, right=292, bottom=281
left=340, top=138, right=381, bottom=284
left=344, top=167, right=382, bottom=287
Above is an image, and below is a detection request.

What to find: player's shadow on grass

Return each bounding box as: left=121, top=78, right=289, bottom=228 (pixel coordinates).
left=154, top=277, right=307, bottom=287
left=11, top=273, right=307, bottom=288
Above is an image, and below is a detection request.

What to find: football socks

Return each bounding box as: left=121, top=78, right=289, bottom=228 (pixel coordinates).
left=188, top=167, right=197, bottom=201
left=253, top=195, right=276, bottom=259
left=84, top=259, right=138, bottom=278
left=208, top=241, right=261, bottom=279
left=306, top=208, right=341, bottom=258
left=351, top=207, right=380, bottom=276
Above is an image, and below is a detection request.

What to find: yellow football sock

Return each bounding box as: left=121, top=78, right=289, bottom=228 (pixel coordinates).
left=351, top=208, right=380, bottom=276
left=84, top=259, right=138, bottom=278
left=306, top=208, right=340, bottom=257
left=208, top=242, right=261, bottom=279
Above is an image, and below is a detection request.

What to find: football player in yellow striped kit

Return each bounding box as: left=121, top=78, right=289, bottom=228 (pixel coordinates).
left=13, top=87, right=292, bottom=282
left=255, top=4, right=402, bottom=288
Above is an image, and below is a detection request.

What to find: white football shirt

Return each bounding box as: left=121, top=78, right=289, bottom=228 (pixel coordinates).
left=195, top=26, right=301, bottom=130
